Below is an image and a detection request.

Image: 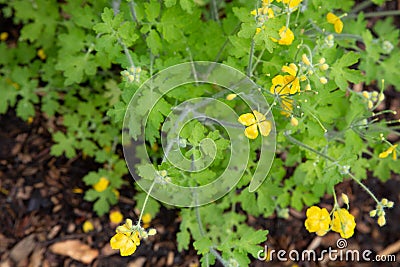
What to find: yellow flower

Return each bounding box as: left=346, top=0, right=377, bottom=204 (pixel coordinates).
left=0, top=32, right=8, bottom=41
left=93, top=177, right=109, bottom=192
left=327, top=12, right=343, bottom=34
left=272, top=26, right=294, bottom=45
left=304, top=206, right=331, bottom=236
left=110, top=231, right=140, bottom=256
left=37, top=48, right=46, bottom=60
left=270, top=63, right=300, bottom=95
left=277, top=0, right=302, bottom=9
left=110, top=210, right=124, bottom=224
left=379, top=144, right=397, bottom=160
left=238, top=110, right=272, bottom=139
left=82, top=220, right=94, bottom=233
left=331, top=208, right=356, bottom=239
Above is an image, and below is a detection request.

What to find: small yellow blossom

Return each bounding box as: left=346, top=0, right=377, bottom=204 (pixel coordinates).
left=0, top=32, right=8, bottom=41
left=272, top=26, right=294, bottom=45
left=27, top=117, right=34, bottom=124
left=379, top=144, right=397, bottom=160
left=93, top=177, right=109, bottom=192
left=110, top=231, right=140, bottom=256
left=327, top=12, right=343, bottom=34
left=331, top=208, right=356, bottom=239
left=305, top=206, right=331, bottom=236
left=110, top=210, right=124, bottom=224
left=37, top=48, right=46, bottom=60
left=270, top=63, right=300, bottom=95
left=82, top=220, right=94, bottom=233
left=238, top=110, right=272, bottom=139
left=226, top=93, right=237, bottom=100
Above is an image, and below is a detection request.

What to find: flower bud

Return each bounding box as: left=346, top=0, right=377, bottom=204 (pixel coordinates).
left=368, top=100, right=373, bottom=109
left=387, top=201, right=394, bottom=208
left=341, top=193, right=349, bottom=206
left=362, top=91, right=370, bottom=99
left=319, top=58, right=326, bottom=64
left=319, top=63, right=329, bottom=71
left=148, top=228, right=157, bottom=235
left=305, top=84, right=311, bottom=91
left=319, top=77, right=328, bottom=84
left=302, top=54, right=311, bottom=66
left=369, top=210, right=377, bottom=217
left=377, top=215, right=386, bottom=227
left=226, top=93, right=237, bottom=100
left=378, top=93, right=385, bottom=102
left=290, top=117, right=299, bottom=126
left=381, top=198, right=388, bottom=206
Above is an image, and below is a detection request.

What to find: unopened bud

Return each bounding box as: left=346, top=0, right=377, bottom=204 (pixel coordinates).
left=341, top=193, right=349, bottom=205
left=369, top=210, right=377, bottom=217
left=319, top=58, right=326, bottom=64
left=302, top=54, right=311, bottom=66
left=319, top=77, right=328, bottom=84
left=290, top=117, right=299, bottom=127
left=377, top=215, right=386, bottom=227
left=226, top=93, right=237, bottom=100
left=319, top=63, right=329, bottom=71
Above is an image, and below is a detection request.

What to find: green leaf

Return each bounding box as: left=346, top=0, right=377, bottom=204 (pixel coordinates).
left=51, top=132, right=77, bottom=158
left=329, top=52, right=363, bottom=90
left=193, top=236, right=213, bottom=255
left=237, top=229, right=268, bottom=257
left=144, top=0, right=161, bottom=22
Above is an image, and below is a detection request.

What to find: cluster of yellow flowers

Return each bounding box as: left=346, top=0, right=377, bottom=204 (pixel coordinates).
left=121, top=66, right=141, bottom=83
left=361, top=90, right=385, bottom=110
left=369, top=198, right=394, bottom=227
left=305, top=195, right=356, bottom=239
left=251, top=0, right=302, bottom=46
left=110, top=218, right=156, bottom=256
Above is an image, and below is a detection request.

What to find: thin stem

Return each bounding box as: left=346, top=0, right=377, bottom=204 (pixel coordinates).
left=195, top=205, right=229, bottom=267
left=211, top=0, right=219, bottom=22
left=347, top=10, right=400, bottom=19
left=350, top=0, right=373, bottom=14
left=137, top=180, right=156, bottom=226
left=247, top=40, right=255, bottom=77
left=128, top=1, right=138, bottom=23
left=348, top=173, right=380, bottom=204
left=285, top=131, right=381, bottom=205
left=250, top=47, right=266, bottom=74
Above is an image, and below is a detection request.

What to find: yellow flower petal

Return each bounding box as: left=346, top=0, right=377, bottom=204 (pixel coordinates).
left=282, top=65, right=297, bottom=77
left=278, top=26, right=294, bottom=45
left=238, top=113, right=256, bottom=126
left=326, top=12, right=339, bottom=24
left=334, top=19, right=343, bottom=34
left=244, top=124, right=259, bottom=139
left=258, top=120, right=272, bottom=137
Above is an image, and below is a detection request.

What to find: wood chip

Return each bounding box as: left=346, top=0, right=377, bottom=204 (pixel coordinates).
left=378, top=239, right=400, bottom=256
left=9, top=234, right=36, bottom=263
left=49, top=240, right=98, bottom=264
left=127, top=257, right=146, bottom=267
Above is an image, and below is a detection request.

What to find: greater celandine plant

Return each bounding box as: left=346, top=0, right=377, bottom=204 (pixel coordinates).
left=0, top=0, right=399, bottom=265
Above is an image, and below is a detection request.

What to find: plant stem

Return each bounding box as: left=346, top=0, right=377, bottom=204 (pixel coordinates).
left=284, top=131, right=381, bottom=205
left=195, top=205, right=229, bottom=267
left=350, top=0, right=373, bottom=14
left=247, top=40, right=255, bottom=77
left=347, top=10, right=400, bottom=19
left=137, top=180, right=156, bottom=226
left=128, top=1, right=138, bottom=23
left=211, top=0, right=219, bottom=22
